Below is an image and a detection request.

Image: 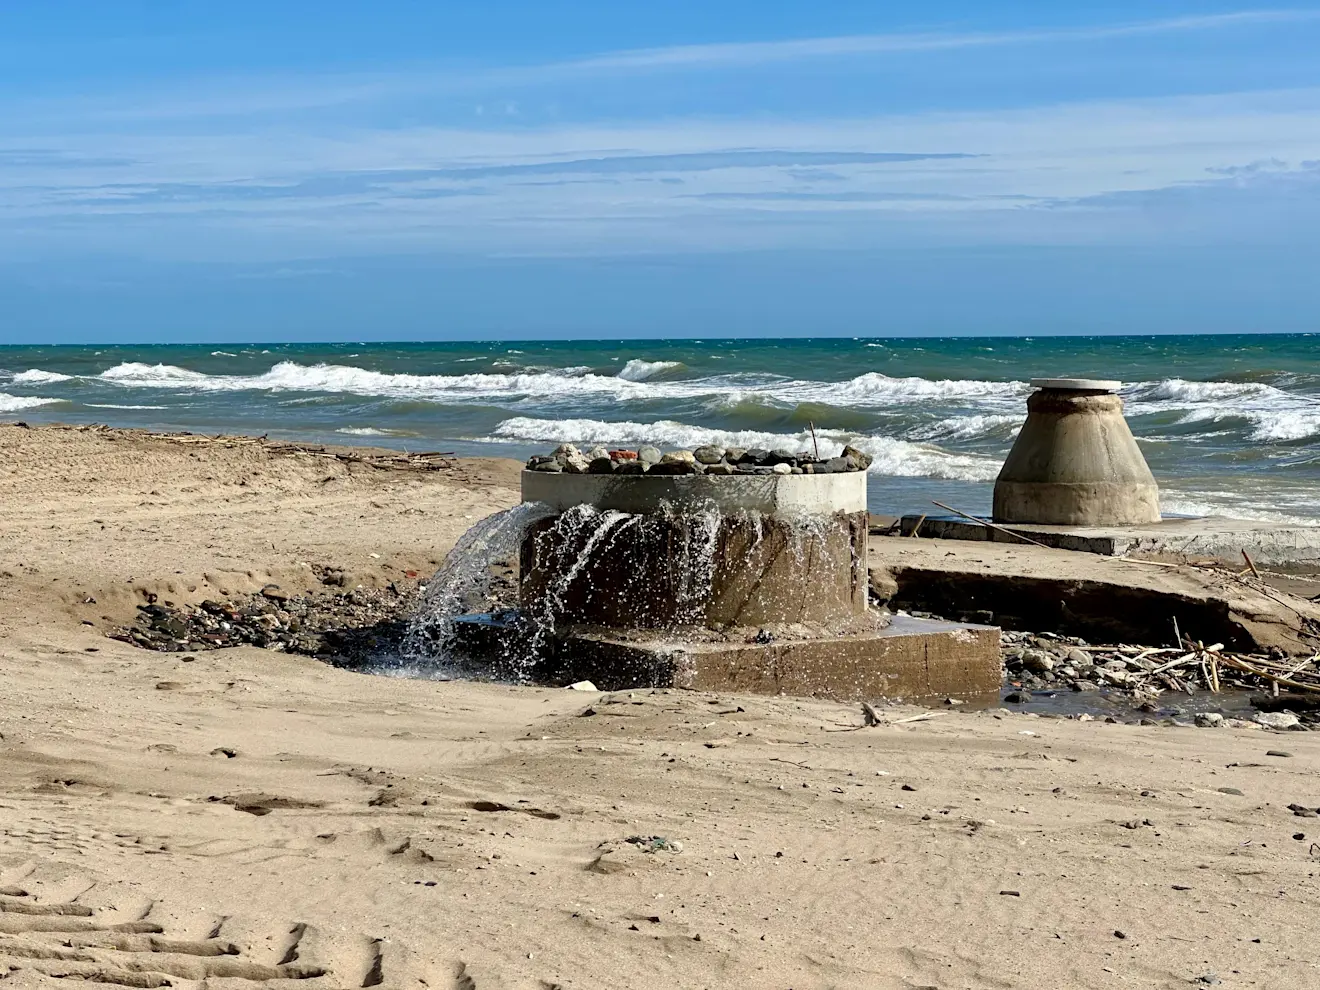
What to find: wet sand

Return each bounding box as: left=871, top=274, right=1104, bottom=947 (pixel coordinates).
left=2, top=423, right=1319, bottom=989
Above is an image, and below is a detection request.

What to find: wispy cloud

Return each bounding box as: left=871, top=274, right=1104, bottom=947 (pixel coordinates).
left=3, top=11, right=1320, bottom=262
left=4, top=86, right=1320, bottom=261
left=7, top=9, right=1318, bottom=128
left=553, top=10, right=1320, bottom=73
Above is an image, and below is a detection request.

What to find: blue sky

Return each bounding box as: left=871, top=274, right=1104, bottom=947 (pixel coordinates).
left=3, top=1, right=1320, bottom=342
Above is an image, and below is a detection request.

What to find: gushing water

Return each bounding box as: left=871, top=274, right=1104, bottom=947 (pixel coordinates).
left=400, top=497, right=845, bottom=682
left=402, top=500, right=554, bottom=674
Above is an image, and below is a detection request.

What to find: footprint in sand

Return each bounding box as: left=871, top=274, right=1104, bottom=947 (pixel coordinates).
left=0, top=857, right=470, bottom=988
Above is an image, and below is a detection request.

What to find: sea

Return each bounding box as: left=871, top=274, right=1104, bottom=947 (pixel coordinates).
left=3, top=335, right=1319, bottom=523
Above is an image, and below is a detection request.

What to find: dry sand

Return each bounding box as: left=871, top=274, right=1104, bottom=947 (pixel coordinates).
left=2, top=422, right=1319, bottom=989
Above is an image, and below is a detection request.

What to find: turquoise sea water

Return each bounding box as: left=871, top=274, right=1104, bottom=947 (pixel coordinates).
left=3, top=335, right=1319, bottom=521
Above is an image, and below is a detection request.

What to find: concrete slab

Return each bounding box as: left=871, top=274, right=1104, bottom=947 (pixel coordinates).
left=1029, top=378, right=1120, bottom=391
left=896, top=514, right=1320, bottom=570
left=870, top=535, right=1320, bottom=655
left=548, top=615, right=1002, bottom=703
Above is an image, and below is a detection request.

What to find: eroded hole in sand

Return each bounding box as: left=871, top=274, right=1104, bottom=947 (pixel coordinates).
left=105, top=558, right=520, bottom=674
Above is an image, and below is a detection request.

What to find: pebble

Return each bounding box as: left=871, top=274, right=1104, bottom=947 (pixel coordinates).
left=1022, top=649, right=1055, bottom=674
left=841, top=444, right=873, bottom=470
left=1253, top=711, right=1302, bottom=731
left=523, top=443, right=872, bottom=475
left=1194, top=712, right=1224, bottom=728
left=110, top=577, right=423, bottom=660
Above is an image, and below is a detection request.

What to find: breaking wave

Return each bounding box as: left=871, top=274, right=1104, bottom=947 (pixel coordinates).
left=336, top=426, right=408, bottom=437
left=13, top=369, right=74, bottom=384
left=1160, top=490, right=1320, bottom=526
left=1126, top=378, right=1320, bottom=441
left=79, top=362, right=1028, bottom=412
left=617, top=359, right=685, bottom=381
left=490, top=416, right=1002, bottom=482
left=0, top=392, right=62, bottom=412
left=83, top=403, right=168, bottom=410
left=11, top=359, right=1320, bottom=445
left=906, top=413, right=1025, bottom=442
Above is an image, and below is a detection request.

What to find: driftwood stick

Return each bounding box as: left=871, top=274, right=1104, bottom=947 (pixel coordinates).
left=1150, top=652, right=1197, bottom=675
left=1283, top=653, right=1320, bottom=677
left=1242, top=549, right=1262, bottom=579
left=909, top=514, right=927, bottom=538
left=1218, top=655, right=1320, bottom=694
left=808, top=421, right=820, bottom=460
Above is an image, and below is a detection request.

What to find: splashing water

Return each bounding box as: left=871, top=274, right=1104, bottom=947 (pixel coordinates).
left=518, top=504, right=643, bottom=657
left=401, top=500, right=555, bottom=675
left=401, top=497, right=845, bottom=682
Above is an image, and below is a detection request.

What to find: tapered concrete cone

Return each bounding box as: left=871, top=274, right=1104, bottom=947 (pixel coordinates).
left=994, top=386, right=1160, bottom=526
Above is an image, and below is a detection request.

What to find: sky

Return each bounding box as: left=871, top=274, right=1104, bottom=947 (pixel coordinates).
left=3, top=1, right=1320, bottom=342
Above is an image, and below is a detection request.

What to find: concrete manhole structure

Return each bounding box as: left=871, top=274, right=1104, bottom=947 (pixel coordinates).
left=493, top=466, right=1001, bottom=701
left=994, top=378, right=1161, bottom=527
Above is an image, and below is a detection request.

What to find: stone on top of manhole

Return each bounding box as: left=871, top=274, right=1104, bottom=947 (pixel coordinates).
left=1029, top=378, right=1121, bottom=392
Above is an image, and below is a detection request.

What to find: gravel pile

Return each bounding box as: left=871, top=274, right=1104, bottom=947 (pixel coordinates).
left=111, top=577, right=423, bottom=666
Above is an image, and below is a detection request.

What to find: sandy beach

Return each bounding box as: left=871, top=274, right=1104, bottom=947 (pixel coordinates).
left=2, top=422, right=1319, bottom=990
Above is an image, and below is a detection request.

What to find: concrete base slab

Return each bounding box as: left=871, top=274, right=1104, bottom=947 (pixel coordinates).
left=898, top=514, right=1320, bottom=569
left=870, top=535, right=1320, bottom=655
left=549, top=615, right=1002, bottom=703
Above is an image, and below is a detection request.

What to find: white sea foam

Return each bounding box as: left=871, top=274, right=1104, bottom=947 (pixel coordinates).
left=907, top=413, right=1024, bottom=442
left=617, top=359, right=684, bottom=381
left=336, top=426, right=399, bottom=436
left=13, top=369, right=73, bottom=383
left=211, top=351, right=238, bottom=357
left=88, top=360, right=1026, bottom=410
left=78, top=361, right=1320, bottom=444
left=84, top=403, right=168, bottom=410
left=0, top=392, right=61, bottom=412
left=1127, top=378, right=1320, bottom=441
left=1160, top=490, right=1320, bottom=526
left=101, top=362, right=212, bottom=384
left=490, top=416, right=1002, bottom=482
left=799, top=372, right=1025, bottom=407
